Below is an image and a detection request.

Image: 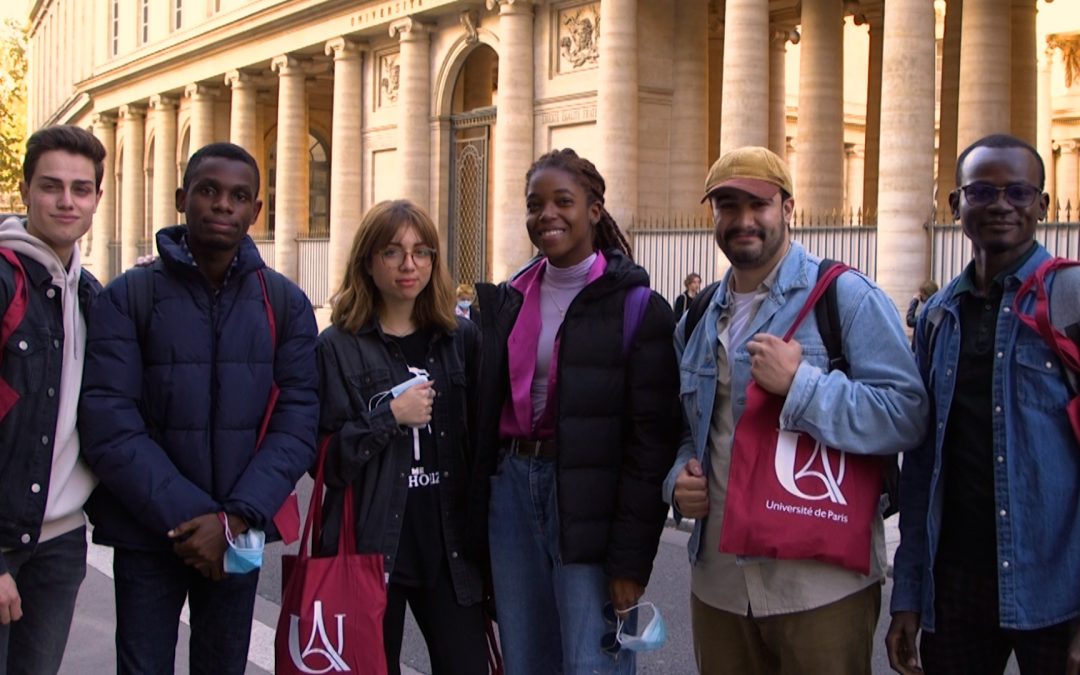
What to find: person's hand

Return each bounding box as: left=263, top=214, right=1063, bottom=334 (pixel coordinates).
left=608, top=577, right=644, bottom=615
left=673, top=458, right=709, bottom=518
left=885, top=611, right=923, bottom=674
left=0, top=573, right=21, bottom=624
left=390, top=381, right=435, bottom=428
left=169, top=513, right=230, bottom=580
left=1067, top=623, right=1080, bottom=675
left=746, top=334, right=802, bottom=396
left=134, top=254, right=158, bottom=268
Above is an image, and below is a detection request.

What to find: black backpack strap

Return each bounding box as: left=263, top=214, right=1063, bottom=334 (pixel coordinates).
left=126, top=259, right=162, bottom=343
left=814, top=259, right=849, bottom=375
left=684, top=281, right=721, bottom=344
left=259, top=268, right=290, bottom=349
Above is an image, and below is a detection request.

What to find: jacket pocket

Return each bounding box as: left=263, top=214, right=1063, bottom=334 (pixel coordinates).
left=1015, top=341, right=1071, bottom=413
left=348, top=367, right=395, bottom=410
left=2, top=329, right=47, bottom=396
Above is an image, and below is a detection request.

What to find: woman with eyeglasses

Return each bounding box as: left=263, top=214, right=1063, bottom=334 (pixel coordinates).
left=316, top=200, right=488, bottom=674
left=468, top=149, right=681, bottom=674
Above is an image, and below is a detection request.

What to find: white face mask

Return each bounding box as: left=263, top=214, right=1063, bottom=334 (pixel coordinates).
left=603, top=601, right=668, bottom=653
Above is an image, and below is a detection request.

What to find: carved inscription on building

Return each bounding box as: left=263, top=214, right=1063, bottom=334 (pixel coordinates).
left=556, top=2, right=600, bottom=74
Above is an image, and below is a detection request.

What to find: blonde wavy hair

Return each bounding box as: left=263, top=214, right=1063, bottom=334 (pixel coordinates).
left=330, top=200, right=457, bottom=334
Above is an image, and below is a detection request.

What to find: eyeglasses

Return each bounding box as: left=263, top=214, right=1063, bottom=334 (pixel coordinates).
left=958, top=182, right=1042, bottom=208
left=377, top=245, right=436, bottom=268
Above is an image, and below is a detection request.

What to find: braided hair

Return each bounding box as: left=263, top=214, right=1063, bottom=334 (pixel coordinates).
left=524, top=148, right=633, bottom=261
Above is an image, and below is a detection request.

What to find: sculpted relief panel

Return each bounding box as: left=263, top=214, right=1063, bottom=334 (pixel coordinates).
left=379, top=51, right=400, bottom=108
left=555, top=1, right=600, bottom=75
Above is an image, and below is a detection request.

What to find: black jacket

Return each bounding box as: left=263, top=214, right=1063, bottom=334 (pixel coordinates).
left=0, top=253, right=99, bottom=572
left=317, top=317, right=483, bottom=606
left=472, top=249, right=681, bottom=586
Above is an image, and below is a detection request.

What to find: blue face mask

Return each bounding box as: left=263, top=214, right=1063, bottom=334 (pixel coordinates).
left=222, top=518, right=265, bottom=575
left=457, top=299, right=472, bottom=310
left=613, top=602, right=667, bottom=652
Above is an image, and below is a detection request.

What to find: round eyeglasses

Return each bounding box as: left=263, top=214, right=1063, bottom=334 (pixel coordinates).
left=377, top=246, right=436, bottom=268
left=958, top=182, right=1042, bottom=209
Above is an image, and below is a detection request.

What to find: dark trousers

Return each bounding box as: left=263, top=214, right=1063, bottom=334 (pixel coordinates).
left=0, top=526, right=86, bottom=675
left=112, top=547, right=260, bottom=675
left=382, top=563, right=487, bottom=675
left=921, top=561, right=1075, bottom=674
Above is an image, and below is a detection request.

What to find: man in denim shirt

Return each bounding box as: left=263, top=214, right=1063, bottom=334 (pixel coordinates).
left=663, top=146, right=927, bottom=674
left=888, top=135, right=1080, bottom=675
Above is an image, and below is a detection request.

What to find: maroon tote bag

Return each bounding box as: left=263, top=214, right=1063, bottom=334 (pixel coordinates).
left=276, top=437, right=388, bottom=675
left=719, top=263, right=882, bottom=575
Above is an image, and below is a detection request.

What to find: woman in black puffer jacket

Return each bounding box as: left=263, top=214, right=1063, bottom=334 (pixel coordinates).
left=470, top=149, right=681, bottom=675
left=317, top=200, right=486, bottom=675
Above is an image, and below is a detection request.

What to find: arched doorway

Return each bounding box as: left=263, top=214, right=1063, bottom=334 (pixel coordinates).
left=448, top=44, right=497, bottom=285
left=267, top=131, right=331, bottom=238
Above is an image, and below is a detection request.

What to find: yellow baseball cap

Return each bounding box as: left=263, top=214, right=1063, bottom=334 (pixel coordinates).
left=701, top=146, right=794, bottom=202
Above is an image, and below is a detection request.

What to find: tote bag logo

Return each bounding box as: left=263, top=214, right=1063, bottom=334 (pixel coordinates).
left=287, top=600, right=350, bottom=674
left=774, top=430, right=848, bottom=505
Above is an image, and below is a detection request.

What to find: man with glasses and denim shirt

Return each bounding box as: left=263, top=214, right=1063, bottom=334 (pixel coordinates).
left=888, top=134, right=1080, bottom=674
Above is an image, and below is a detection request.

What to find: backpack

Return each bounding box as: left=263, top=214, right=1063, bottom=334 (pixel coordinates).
left=682, top=260, right=902, bottom=518
left=0, top=249, right=29, bottom=422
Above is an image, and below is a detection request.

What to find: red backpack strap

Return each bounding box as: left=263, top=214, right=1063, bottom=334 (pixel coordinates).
left=255, top=269, right=280, bottom=450
left=0, top=249, right=29, bottom=422
left=1013, top=257, right=1080, bottom=375
left=782, top=261, right=850, bottom=342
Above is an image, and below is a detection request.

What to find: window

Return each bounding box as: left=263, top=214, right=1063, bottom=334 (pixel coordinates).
left=111, top=0, right=119, bottom=55
left=140, top=0, right=149, bottom=44
left=174, top=0, right=182, bottom=30
left=267, top=132, right=331, bottom=237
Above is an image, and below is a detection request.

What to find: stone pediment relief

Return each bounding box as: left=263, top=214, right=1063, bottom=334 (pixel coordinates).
left=556, top=1, right=600, bottom=74
left=1049, top=32, right=1080, bottom=89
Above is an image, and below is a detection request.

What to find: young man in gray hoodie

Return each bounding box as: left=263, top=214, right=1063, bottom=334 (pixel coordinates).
left=0, top=125, right=104, bottom=675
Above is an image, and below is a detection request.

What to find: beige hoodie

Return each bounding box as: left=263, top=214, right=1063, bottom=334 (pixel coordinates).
left=0, top=216, right=96, bottom=542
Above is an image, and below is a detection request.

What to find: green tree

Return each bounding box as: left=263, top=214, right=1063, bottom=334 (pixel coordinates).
left=0, top=18, right=27, bottom=209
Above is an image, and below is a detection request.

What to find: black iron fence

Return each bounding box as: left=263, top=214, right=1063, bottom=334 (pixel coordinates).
left=926, top=221, right=1080, bottom=285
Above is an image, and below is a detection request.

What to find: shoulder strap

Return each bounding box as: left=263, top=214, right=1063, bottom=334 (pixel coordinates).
left=814, top=259, right=849, bottom=374
left=258, top=268, right=290, bottom=349
left=622, top=286, right=652, bottom=357
left=126, top=259, right=161, bottom=344
left=684, top=281, right=721, bottom=343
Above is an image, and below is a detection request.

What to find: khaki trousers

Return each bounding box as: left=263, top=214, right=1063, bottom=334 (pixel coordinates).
left=690, top=583, right=881, bottom=675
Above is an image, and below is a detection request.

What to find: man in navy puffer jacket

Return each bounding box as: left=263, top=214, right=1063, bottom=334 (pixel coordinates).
left=79, top=143, right=318, bottom=675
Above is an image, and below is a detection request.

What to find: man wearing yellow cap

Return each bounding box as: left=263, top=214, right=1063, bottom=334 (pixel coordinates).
left=662, top=146, right=927, bottom=674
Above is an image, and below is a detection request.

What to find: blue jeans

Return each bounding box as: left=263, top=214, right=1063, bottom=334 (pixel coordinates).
left=489, top=455, right=635, bottom=675
left=112, top=547, right=260, bottom=675
left=0, top=526, right=87, bottom=675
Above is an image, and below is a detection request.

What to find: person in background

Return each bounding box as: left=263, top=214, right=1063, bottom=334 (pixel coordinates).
left=317, top=200, right=488, bottom=675
left=906, top=279, right=939, bottom=328
left=471, top=148, right=681, bottom=674
left=672, top=272, right=701, bottom=319
left=455, top=282, right=480, bottom=323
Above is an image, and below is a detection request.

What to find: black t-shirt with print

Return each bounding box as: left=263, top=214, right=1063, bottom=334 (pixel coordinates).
left=388, top=329, right=445, bottom=588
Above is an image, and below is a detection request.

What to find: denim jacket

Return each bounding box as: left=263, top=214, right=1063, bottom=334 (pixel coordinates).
left=663, top=242, right=928, bottom=565
left=891, top=244, right=1080, bottom=631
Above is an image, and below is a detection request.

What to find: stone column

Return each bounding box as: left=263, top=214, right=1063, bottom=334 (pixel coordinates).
left=936, top=0, right=962, bottom=221
left=390, top=18, right=431, bottom=210
left=1011, top=0, right=1037, bottom=145
left=957, top=0, right=1012, bottom=151
left=596, top=0, right=638, bottom=228
left=720, top=0, right=769, bottom=154
left=225, top=70, right=259, bottom=156
left=1057, top=141, right=1079, bottom=219
left=862, top=9, right=884, bottom=219
left=769, top=26, right=790, bottom=159
left=877, top=0, right=936, bottom=311
left=1039, top=48, right=1056, bottom=217
left=91, top=112, right=117, bottom=282
left=325, top=38, right=363, bottom=301
left=185, top=84, right=218, bottom=157
left=149, top=95, right=178, bottom=236
left=271, top=55, right=310, bottom=280
left=671, top=0, right=709, bottom=212
left=119, top=105, right=146, bottom=271
left=796, top=0, right=845, bottom=216
left=485, top=0, right=535, bottom=281
left=708, top=8, right=724, bottom=161
left=845, top=144, right=865, bottom=217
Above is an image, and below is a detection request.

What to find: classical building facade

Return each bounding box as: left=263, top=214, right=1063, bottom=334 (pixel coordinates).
left=23, top=0, right=1080, bottom=312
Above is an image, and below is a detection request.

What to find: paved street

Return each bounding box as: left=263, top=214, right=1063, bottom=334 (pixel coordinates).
left=61, top=477, right=1017, bottom=674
